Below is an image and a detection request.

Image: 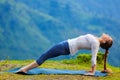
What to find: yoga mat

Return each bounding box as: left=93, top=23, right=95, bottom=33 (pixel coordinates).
left=8, top=68, right=107, bottom=77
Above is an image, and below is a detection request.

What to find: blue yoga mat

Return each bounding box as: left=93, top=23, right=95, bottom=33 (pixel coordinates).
left=8, top=68, right=107, bottom=77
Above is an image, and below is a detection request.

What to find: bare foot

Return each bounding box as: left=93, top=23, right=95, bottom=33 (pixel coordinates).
left=15, top=67, right=27, bottom=74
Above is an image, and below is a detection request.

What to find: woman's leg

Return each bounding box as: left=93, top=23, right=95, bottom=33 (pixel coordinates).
left=17, top=61, right=39, bottom=73
left=36, top=41, right=70, bottom=65
left=17, top=41, right=70, bottom=73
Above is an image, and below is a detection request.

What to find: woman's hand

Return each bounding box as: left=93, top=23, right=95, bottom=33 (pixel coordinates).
left=87, top=70, right=93, bottom=73
left=84, top=65, right=96, bottom=76
left=84, top=71, right=95, bottom=76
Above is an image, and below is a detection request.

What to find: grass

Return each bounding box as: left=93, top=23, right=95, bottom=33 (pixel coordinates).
left=0, top=60, right=120, bottom=80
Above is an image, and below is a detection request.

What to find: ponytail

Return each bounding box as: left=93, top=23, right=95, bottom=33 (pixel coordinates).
left=103, top=49, right=109, bottom=71
left=100, top=34, right=113, bottom=73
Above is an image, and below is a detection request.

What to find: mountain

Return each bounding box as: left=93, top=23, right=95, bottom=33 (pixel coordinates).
left=0, top=0, right=120, bottom=67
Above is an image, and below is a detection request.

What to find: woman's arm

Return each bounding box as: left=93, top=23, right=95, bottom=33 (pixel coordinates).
left=84, top=45, right=99, bottom=75
left=84, top=43, right=99, bottom=75
left=91, top=43, right=99, bottom=73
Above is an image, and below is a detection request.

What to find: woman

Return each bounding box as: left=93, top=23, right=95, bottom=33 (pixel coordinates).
left=16, top=33, right=113, bottom=75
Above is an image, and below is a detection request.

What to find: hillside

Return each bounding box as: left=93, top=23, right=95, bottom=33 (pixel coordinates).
left=0, top=60, right=120, bottom=80
left=0, top=0, right=120, bottom=67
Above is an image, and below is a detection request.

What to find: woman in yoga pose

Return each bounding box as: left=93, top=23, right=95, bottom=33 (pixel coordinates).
left=17, top=33, right=113, bottom=75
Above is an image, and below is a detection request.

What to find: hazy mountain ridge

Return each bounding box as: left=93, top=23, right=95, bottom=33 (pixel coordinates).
left=0, top=0, right=51, bottom=59
left=0, top=0, right=120, bottom=67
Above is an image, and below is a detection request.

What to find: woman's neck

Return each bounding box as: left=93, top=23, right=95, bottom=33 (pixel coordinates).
left=97, top=37, right=102, bottom=43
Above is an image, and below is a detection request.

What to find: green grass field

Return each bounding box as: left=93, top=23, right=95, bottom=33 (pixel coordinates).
left=0, top=60, right=120, bottom=80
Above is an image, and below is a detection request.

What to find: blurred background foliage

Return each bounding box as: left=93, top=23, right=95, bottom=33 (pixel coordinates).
left=0, top=0, right=120, bottom=67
